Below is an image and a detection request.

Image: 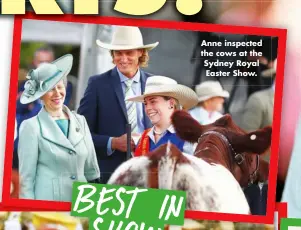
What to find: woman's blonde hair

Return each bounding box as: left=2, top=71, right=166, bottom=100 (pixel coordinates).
left=110, top=49, right=149, bottom=68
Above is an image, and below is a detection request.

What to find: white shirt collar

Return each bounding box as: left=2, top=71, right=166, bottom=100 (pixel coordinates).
left=147, top=125, right=175, bottom=143
left=199, top=106, right=209, bottom=114
left=117, top=67, right=141, bottom=83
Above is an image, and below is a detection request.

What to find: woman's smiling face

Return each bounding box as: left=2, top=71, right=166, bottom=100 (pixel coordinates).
left=41, top=80, right=66, bottom=112
left=144, top=96, right=175, bottom=125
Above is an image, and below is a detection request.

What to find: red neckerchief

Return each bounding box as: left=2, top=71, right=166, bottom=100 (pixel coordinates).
left=134, top=128, right=151, bottom=156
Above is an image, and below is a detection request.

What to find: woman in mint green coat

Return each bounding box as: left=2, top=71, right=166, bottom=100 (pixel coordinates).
left=18, top=54, right=100, bottom=201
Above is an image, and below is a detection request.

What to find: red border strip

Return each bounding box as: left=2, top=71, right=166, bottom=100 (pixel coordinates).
left=276, top=202, right=288, bottom=229
left=2, top=12, right=287, bottom=224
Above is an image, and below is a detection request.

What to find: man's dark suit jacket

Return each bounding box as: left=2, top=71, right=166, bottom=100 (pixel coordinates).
left=244, top=184, right=268, bottom=215
left=77, top=67, right=152, bottom=183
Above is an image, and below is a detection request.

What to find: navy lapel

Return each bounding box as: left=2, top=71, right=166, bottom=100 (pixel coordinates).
left=140, top=71, right=152, bottom=129
left=140, top=71, right=147, bottom=93
left=110, top=67, right=128, bottom=122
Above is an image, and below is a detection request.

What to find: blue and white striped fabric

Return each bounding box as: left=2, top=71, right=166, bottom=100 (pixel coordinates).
left=125, top=78, right=138, bottom=133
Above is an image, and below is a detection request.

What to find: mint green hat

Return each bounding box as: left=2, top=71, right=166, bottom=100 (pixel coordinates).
left=20, top=54, right=73, bottom=104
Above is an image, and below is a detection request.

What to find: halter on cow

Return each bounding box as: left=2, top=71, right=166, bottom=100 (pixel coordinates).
left=171, top=110, right=271, bottom=188
left=108, top=111, right=271, bottom=214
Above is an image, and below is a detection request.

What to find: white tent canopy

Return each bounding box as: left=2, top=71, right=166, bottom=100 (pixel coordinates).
left=22, top=19, right=84, bottom=45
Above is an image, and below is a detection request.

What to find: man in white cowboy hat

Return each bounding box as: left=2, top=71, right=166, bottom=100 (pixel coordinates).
left=125, top=75, right=198, bottom=156
left=189, top=81, right=229, bottom=125
left=78, top=25, right=159, bottom=183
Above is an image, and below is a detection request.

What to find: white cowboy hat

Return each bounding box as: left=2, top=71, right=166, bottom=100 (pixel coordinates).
left=195, top=81, right=229, bottom=102
left=126, top=76, right=198, bottom=110
left=96, top=26, right=159, bottom=51
left=20, top=54, right=73, bottom=104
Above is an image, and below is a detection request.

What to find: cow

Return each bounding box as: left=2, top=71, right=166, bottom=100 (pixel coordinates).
left=171, top=110, right=271, bottom=188
left=108, top=111, right=271, bottom=214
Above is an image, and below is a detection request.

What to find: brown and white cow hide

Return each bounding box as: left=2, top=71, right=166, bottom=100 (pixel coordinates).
left=107, top=142, right=250, bottom=214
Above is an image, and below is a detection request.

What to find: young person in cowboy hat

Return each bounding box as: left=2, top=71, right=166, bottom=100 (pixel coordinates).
left=18, top=54, right=100, bottom=201
left=77, top=26, right=159, bottom=183
left=189, top=81, right=229, bottom=125
left=126, top=76, right=198, bottom=156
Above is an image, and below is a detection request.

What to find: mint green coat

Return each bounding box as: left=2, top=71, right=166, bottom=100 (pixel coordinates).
left=18, top=105, right=100, bottom=201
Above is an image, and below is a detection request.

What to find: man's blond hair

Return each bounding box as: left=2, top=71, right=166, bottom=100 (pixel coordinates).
left=110, top=49, right=149, bottom=68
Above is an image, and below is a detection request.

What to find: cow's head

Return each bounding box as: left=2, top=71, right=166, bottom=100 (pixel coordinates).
left=107, top=143, right=251, bottom=213
left=107, top=142, right=189, bottom=189
left=171, top=110, right=271, bottom=188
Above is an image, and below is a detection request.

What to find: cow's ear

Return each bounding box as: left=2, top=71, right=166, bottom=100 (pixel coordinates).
left=227, top=126, right=272, bottom=154
left=171, top=110, right=205, bottom=143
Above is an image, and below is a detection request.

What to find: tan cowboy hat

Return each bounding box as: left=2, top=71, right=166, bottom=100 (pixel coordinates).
left=20, top=54, right=73, bottom=105
left=96, top=26, right=159, bottom=51
left=126, top=76, right=198, bottom=110
left=195, top=81, right=229, bottom=102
